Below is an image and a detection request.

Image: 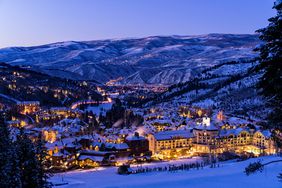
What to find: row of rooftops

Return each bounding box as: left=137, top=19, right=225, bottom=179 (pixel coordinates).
left=43, top=133, right=147, bottom=151
left=150, top=117, right=272, bottom=141
left=152, top=127, right=272, bottom=141
left=16, top=101, right=40, bottom=105
left=154, top=130, right=193, bottom=140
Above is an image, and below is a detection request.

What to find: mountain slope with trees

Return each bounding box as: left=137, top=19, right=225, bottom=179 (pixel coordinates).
left=0, top=63, right=102, bottom=107
left=140, top=59, right=266, bottom=121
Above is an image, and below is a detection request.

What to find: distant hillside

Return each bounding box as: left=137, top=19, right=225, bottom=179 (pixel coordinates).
left=0, top=34, right=260, bottom=85
left=0, top=63, right=102, bottom=107
left=143, top=59, right=268, bottom=121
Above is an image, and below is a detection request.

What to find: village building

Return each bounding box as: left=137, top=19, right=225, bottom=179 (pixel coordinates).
left=148, top=130, right=194, bottom=159
left=148, top=117, right=276, bottom=159
left=36, top=107, right=82, bottom=125
left=17, top=101, right=40, bottom=114
left=126, top=132, right=151, bottom=158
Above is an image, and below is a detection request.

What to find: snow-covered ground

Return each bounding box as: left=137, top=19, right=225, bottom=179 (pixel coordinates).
left=86, top=103, right=113, bottom=116
left=51, top=156, right=282, bottom=188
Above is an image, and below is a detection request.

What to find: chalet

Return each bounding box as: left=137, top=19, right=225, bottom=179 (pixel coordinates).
left=77, top=150, right=109, bottom=168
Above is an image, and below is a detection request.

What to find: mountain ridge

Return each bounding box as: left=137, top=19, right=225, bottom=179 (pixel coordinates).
left=0, top=34, right=260, bottom=85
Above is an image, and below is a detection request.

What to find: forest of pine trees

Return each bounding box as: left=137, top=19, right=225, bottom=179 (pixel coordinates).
left=0, top=114, right=50, bottom=188
left=256, top=0, right=282, bottom=128
left=245, top=0, right=282, bottom=180
left=99, top=99, right=144, bottom=129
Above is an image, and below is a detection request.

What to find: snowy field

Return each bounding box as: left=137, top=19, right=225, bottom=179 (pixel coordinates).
left=86, top=103, right=113, bottom=116
left=51, top=156, right=282, bottom=188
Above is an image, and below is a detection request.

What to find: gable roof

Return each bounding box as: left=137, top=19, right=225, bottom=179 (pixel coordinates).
left=154, top=130, right=194, bottom=141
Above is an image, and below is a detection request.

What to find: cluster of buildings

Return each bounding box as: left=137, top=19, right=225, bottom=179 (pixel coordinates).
left=43, top=132, right=150, bottom=170
left=40, top=116, right=276, bottom=170
left=2, top=96, right=278, bottom=171
left=148, top=117, right=276, bottom=160
left=35, top=107, right=83, bottom=126
left=16, top=101, right=40, bottom=115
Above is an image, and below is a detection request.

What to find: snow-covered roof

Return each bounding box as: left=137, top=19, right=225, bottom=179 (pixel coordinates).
left=79, top=135, right=92, bottom=140
left=80, top=149, right=110, bottom=156
left=65, top=143, right=76, bottom=148
left=261, top=130, right=272, bottom=138
left=17, top=101, right=40, bottom=105
left=256, top=130, right=272, bottom=138
left=119, top=128, right=131, bottom=135
left=45, top=141, right=64, bottom=150
left=50, top=107, right=69, bottom=111
left=105, top=143, right=129, bottom=150
left=193, top=124, right=218, bottom=131
left=154, top=130, right=194, bottom=141
left=219, top=128, right=247, bottom=137
left=126, top=135, right=146, bottom=141
left=53, top=152, right=64, bottom=157
left=6, top=120, right=20, bottom=124
left=61, top=137, right=76, bottom=145
left=150, top=119, right=172, bottom=125
left=78, top=155, right=104, bottom=162
left=226, top=117, right=250, bottom=125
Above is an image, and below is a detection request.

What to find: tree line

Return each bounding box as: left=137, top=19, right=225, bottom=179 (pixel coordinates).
left=0, top=114, right=50, bottom=188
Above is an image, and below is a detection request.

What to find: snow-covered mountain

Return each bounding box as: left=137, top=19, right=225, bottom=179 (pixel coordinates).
left=145, top=59, right=267, bottom=121
left=0, top=34, right=260, bottom=85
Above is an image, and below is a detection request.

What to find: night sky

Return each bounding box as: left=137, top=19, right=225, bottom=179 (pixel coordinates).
left=0, top=0, right=275, bottom=47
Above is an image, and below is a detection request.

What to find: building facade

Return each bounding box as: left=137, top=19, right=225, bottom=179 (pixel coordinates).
left=148, top=118, right=276, bottom=159
left=148, top=130, right=194, bottom=159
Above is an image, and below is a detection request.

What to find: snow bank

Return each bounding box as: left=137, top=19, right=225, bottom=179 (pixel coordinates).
left=51, top=155, right=282, bottom=188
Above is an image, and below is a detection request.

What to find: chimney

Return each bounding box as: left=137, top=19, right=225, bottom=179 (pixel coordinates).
left=134, top=132, right=140, bottom=138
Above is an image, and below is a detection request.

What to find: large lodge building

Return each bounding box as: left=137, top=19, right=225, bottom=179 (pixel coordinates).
left=148, top=117, right=276, bottom=159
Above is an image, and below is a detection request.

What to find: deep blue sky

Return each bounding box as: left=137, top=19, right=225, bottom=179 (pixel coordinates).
left=0, top=0, right=276, bottom=48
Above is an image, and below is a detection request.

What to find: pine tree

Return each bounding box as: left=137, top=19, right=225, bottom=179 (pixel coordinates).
left=0, top=115, right=11, bottom=187
left=35, top=133, right=51, bottom=188
left=16, top=129, right=48, bottom=188
left=255, top=0, right=282, bottom=128
left=0, top=114, right=21, bottom=187
left=244, top=161, right=264, bottom=176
